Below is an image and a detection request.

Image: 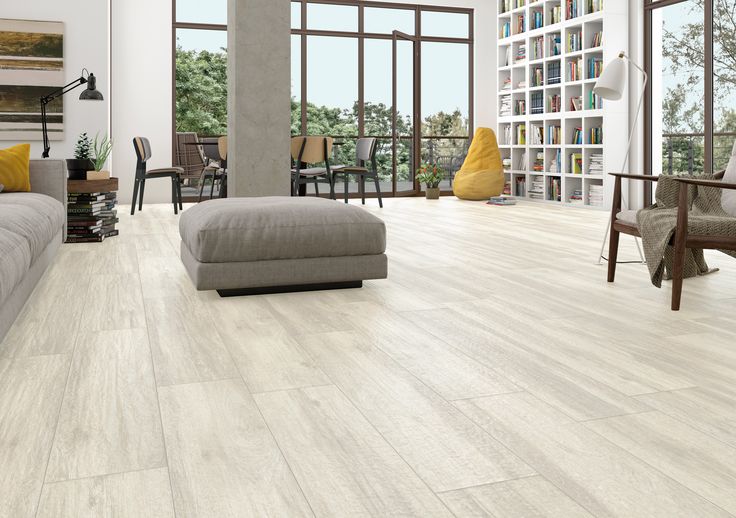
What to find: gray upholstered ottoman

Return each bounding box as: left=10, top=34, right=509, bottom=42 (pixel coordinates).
left=179, top=197, right=387, bottom=296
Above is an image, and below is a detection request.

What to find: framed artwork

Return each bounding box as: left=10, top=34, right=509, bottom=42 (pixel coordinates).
left=0, top=19, right=64, bottom=141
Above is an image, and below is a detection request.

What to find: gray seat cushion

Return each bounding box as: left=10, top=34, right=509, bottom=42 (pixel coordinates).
left=616, top=209, right=639, bottom=227
left=180, top=196, right=386, bottom=263
left=0, top=228, right=32, bottom=307
left=0, top=193, right=65, bottom=263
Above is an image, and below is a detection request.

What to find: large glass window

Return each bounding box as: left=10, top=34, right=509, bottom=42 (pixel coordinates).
left=176, top=0, right=227, bottom=25
left=646, top=0, right=736, bottom=181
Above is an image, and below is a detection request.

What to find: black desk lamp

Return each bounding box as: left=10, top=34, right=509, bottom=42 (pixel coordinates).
left=40, top=68, right=104, bottom=158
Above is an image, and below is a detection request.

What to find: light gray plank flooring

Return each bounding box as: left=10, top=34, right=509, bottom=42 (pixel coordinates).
left=0, top=199, right=735, bottom=517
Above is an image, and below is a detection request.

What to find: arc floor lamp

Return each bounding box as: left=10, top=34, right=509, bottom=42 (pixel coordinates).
left=40, top=68, right=104, bottom=158
left=594, top=52, right=647, bottom=265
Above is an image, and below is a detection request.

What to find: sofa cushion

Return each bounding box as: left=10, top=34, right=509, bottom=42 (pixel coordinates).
left=616, top=209, right=639, bottom=227
left=0, top=228, right=32, bottom=307
left=0, top=193, right=65, bottom=263
left=180, top=196, right=386, bottom=263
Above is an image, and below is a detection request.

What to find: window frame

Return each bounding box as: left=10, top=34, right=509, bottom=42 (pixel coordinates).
left=643, top=0, right=715, bottom=203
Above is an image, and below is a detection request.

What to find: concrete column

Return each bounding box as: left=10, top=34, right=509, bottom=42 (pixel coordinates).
left=227, top=0, right=291, bottom=197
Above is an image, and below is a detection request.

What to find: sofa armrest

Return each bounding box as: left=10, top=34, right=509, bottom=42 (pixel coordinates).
left=29, top=160, right=67, bottom=206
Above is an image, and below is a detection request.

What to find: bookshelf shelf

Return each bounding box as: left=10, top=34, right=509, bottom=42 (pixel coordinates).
left=497, top=0, right=628, bottom=209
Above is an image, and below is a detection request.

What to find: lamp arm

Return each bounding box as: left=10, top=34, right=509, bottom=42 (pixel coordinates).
left=40, top=76, right=87, bottom=105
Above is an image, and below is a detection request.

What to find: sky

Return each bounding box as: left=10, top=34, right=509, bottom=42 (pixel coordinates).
left=176, top=0, right=470, bottom=120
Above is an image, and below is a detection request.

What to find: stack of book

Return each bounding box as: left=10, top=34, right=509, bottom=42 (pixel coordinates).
left=515, top=43, right=527, bottom=62
left=532, top=151, right=545, bottom=172
left=500, top=95, right=512, bottom=116
left=529, top=176, right=545, bottom=200
left=502, top=76, right=512, bottom=91
left=488, top=195, right=517, bottom=206
left=570, top=152, right=583, bottom=174
left=569, top=189, right=584, bottom=204
left=503, top=182, right=512, bottom=195
left=547, top=61, right=561, bottom=84
left=588, top=184, right=604, bottom=206
left=502, top=157, right=513, bottom=171
left=67, top=192, right=119, bottom=243
left=589, top=153, right=604, bottom=175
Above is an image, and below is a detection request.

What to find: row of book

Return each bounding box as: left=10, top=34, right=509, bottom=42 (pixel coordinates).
left=548, top=94, right=562, bottom=113
left=548, top=177, right=562, bottom=202
left=501, top=21, right=511, bottom=39
left=530, top=10, right=543, bottom=30
left=591, top=31, right=603, bottom=48
left=548, top=125, right=562, bottom=145
left=588, top=57, right=604, bottom=79
left=514, top=99, right=527, bottom=116
left=550, top=6, right=563, bottom=25
left=531, top=66, right=544, bottom=87
left=567, top=58, right=583, bottom=82
left=67, top=191, right=119, bottom=243
left=566, top=0, right=582, bottom=19
left=530, top=123, right=544, bottom=145
left=589, top=127, right=603, bottom=144
left=499, top=0, right=526, bottom=14
left=516, top=15, right=526, bottom=34
left=549, top=34, right=562, bottom=56
left=588, top=0, right=604, bottom=14
left=547, top=62, right=562, bottom=84
left=567, top=31, right=583, bottom=53
left=530, top=36, right=544, bottom=60
left=588, top=90, right=603, bottom=109
left=571, top=127, right=583, bottom=145
left=570, top=152, right=583, bottom=174
left=531, top=92, right=544, bottom=114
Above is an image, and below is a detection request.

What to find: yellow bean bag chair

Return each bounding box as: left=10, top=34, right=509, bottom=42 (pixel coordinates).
left=453, top=128, right=505, bottom=200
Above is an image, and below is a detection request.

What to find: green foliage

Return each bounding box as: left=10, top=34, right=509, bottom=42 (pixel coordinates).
left=92, top=133, right=113, bottom=172
left=74, top=133, right=92, bottom=160
left=175, top=43, right=228, bottom=136
left=415, top=163, right=445, bottom=189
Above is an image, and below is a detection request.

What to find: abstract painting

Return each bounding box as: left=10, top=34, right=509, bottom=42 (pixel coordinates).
left=0, top=19, right=64, bottom=141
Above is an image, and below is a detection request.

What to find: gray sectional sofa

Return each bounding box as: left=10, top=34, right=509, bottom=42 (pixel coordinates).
left=0, top=160, right=66, bottom=343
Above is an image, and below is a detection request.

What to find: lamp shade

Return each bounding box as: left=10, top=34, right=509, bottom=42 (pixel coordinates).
left=79, top=73, right=104, bottom=101
left=593, top=57, right=627, bottom=100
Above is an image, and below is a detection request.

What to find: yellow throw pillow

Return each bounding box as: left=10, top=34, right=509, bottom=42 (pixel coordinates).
left=0, top=144, right=31, bottom=192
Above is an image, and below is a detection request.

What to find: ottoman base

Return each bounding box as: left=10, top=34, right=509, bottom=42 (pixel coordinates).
left=181, top=242, right=387, bottom=293
left=217, top=281, right=362, bottom=297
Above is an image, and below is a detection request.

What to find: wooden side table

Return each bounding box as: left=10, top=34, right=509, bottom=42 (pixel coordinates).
left=66, top=177, right=119, bottom=243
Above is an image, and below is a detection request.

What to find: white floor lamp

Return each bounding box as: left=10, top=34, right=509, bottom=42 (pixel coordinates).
left=594, top=51, right=647, bottom=265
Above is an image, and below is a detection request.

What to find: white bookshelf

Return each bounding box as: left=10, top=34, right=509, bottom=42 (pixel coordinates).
left=497, top=0, right=628, bottom=209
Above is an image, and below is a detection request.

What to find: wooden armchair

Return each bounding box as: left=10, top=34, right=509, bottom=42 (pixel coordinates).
left=607, top=170, right=734, bottom=311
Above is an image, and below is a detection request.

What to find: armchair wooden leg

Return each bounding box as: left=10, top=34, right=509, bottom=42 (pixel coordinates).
left=671, top=183, right=690, bottom=311
left=607, top=226, right=620, bottom=283
left=374, top=175, right=383, bottom=208
left=177, top=177, right=183, bottom=210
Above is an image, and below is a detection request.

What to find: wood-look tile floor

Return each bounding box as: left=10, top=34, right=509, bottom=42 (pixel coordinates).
left=2, top=197, right=736, bottom=517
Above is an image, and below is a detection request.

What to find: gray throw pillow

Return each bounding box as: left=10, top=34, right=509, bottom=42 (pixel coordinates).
left=722, top=141, right=736, bottom=217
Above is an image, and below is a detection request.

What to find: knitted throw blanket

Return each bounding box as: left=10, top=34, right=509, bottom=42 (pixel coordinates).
left=637, top=174, right=736, bottom=287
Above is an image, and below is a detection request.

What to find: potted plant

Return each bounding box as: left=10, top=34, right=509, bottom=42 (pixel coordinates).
left=87, top=133, right=113, bottom=180
left=66, top=133, right=94, bottom=180
left=416, top=163, right=444, bottom=200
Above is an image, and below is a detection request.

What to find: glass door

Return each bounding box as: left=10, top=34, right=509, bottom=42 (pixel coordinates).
left=393, top=31, right=419, bottom=195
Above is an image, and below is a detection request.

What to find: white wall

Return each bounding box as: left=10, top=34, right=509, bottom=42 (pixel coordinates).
left=112, top=0, right=173, bottom=205
left=1, top=0, right=109, bottom=161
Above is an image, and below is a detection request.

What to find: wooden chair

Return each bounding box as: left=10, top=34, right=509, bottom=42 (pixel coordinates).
left=290, top=136, right=335, bottom=198
left=174, top=132, right=208, bottom=185
left=607, top=169, right=733, bottom=311
left=198, top=136, right=227, bottom=201
left=332, top=137, right=384, bottom=208
left=131, top=137, right=183, bottom=215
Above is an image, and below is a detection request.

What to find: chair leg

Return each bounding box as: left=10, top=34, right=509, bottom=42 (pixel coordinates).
left=138, top=180, right=146, bottom=212
left=607, top=227, right=620, bottom=282
left=130, top=179, right=140, bottom=215
left=177, top=177, right=183, bottom=209
left=210, top=174, right=216, bottom=199
left=329, top=173, right=335, bottom=200
left=373, top=175, right=383, bottom=208
left=198, top=174, right=207, bottom=202
left=314, top=179, right=320, bottom=197
left=171, top=178, right=179, bottom=215
left=360, top=175, right=366, bottom=205
left=344, top=174, right=349, bottom=204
